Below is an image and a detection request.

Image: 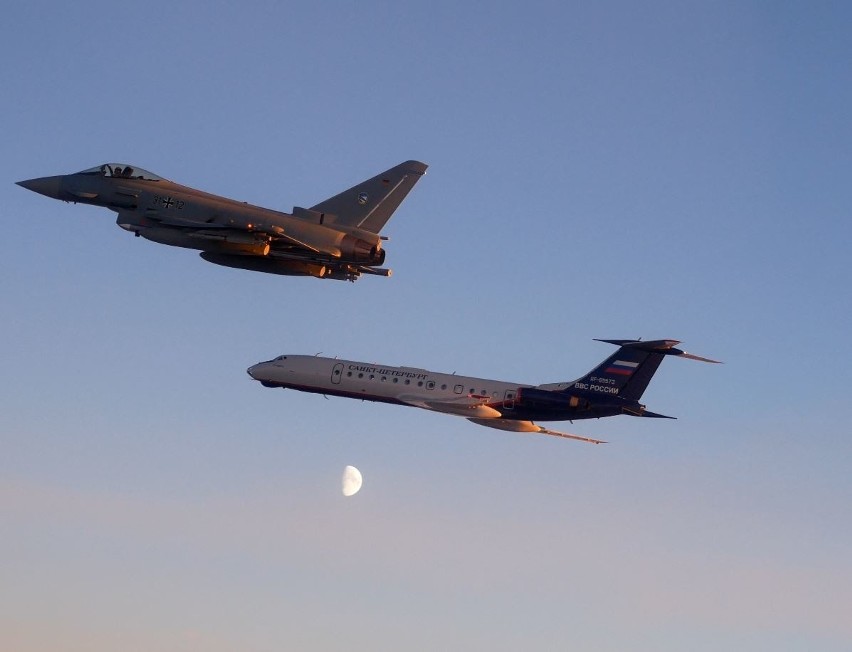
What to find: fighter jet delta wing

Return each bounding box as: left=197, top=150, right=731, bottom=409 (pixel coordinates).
left=18, top=160, right=427, bottom=281
left=124, top=209, right=327, bottom=256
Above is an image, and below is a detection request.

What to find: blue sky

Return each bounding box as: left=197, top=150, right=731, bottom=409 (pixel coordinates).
left=2, top=2, right=851, bottom=650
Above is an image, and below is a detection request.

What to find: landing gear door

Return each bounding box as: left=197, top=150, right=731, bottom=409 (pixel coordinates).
left=331, top=362, right=344, bottom=385
left=503, top=389, right=516, bottom=410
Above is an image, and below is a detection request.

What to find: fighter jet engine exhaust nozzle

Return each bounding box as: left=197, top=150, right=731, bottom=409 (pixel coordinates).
left=340, top=235, right=386, bottom=265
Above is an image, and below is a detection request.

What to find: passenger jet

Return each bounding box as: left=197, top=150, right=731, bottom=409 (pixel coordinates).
left=247, top=339, right=720, bottom=444
left=17, top=160, right=427, bottom=281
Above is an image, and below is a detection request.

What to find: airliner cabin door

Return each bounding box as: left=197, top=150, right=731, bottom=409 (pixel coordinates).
left=503, top=389, right=516, bottom=410
left=331, top=362, right=344, bottom=384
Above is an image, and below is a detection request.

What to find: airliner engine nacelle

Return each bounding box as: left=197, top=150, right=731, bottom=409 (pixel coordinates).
left=517, top=387, right=650, bottom=418
left=516, top=387, right=592, bottom=410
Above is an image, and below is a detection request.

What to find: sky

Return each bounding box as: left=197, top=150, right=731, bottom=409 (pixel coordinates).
left=2, top=1, right=851, bottom=650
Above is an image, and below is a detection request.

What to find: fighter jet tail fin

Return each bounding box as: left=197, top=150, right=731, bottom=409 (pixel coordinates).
left=307, top=160, right=427, bottom=233
left=569, top=340, right=721, bottom=402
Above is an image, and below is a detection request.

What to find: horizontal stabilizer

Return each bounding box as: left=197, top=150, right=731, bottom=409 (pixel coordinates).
left=678, top=351, right=723, bottom=364
left=594, top=339, right=722, bottom=364
left=638, top=410, right=676, bottom=419
left=617, top=403, right=676, bottom=419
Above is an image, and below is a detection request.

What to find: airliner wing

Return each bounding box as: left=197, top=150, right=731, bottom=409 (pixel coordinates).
left=398, top=395, right=503, bottom=418
left=535, top=426, right=607, bottom=444
left=467, top=418, right=607, bottom=444
left=397, top=395, right=607, bottom=443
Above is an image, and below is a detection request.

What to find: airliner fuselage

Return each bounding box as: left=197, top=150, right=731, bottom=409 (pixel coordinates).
left=249, top=354, right=538, bottom=419
left=247, top=340, right=720, bottom=444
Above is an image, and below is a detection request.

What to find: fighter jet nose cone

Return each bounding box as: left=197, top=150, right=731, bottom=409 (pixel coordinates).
left=247, top=365, right=258, bottom=379
left=16, top=176, right=64, bottom=199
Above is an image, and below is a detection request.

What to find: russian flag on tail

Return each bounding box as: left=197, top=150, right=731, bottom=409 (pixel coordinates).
left=605, top=359, right=639, bottom=376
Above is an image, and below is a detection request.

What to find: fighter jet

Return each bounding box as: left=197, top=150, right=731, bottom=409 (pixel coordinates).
left=247, top=339, right=720, bottom=444
left=17, top=160, right=427, bottom=281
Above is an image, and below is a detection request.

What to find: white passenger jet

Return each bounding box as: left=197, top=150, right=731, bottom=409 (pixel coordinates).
left=247, top=339, right=720, bottom=444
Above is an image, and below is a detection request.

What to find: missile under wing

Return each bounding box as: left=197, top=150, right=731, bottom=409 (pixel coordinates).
left=17, top=160, right=427, bottom=281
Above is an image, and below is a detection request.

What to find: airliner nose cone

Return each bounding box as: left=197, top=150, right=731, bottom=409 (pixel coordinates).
left=17, top=175, right=64, bottom=199
left=247, top=365, right=258, bottom=379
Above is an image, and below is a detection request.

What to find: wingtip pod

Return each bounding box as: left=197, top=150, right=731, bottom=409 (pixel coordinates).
left=594, top=339, right=722, bottom=364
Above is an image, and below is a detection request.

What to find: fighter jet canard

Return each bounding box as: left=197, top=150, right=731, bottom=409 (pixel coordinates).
left=247, top=339, right=721, bottom=444
left=17, top=160, right=427, bottom=281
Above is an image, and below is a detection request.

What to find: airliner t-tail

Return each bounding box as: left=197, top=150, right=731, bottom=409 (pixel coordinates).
left=17, top=160, right=427, bottom=281
left=247, top=339, right=720, bottom=444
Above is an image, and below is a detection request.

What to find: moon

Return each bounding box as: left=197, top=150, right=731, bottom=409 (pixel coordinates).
left=341, top=465, right=363, bottom=497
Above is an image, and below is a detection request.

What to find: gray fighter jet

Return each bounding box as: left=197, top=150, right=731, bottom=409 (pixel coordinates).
left=17, top=160, right=427, bottom=281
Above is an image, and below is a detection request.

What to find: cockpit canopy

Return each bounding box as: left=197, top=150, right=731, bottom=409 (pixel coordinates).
left=77, top=163, right=165, bottom=181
